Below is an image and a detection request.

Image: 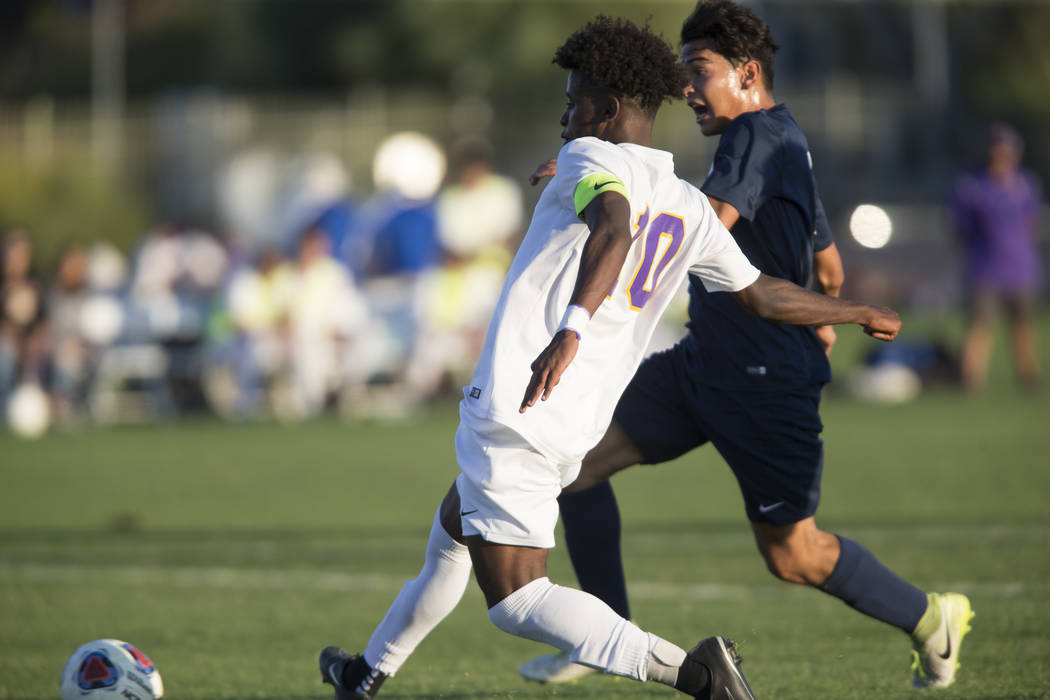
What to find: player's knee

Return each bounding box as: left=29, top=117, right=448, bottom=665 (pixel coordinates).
left=486, top=578, right=553, bottom=638
left=758, top=543, right=827, bottom=585
left=760, top=547, right=805, bottom=583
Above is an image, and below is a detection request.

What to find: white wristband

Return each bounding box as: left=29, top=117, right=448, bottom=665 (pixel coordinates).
left=557, top=304, right=591, bottom=340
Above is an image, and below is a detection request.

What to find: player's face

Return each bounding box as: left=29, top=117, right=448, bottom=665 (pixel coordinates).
left=560, top=72, right=608, bottom=142
left=680, top=40, right=751, bottom=136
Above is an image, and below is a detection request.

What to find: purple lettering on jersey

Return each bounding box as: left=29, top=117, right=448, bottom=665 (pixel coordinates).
left=627, top=212, right=685, bottom=310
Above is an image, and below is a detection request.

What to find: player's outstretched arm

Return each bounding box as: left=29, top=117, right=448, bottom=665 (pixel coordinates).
left=520, top=191, right=633, bottom=413
left=731, top=273, right=901, bottom=341
left=812, top=242, right=845, bottom=354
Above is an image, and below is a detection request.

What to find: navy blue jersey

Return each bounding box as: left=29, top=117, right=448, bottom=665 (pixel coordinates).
left=688, top=104, right=834, bottom=390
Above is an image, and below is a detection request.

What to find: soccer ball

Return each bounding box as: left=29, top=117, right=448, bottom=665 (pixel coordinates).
left=60, top=639, right=163, bottom=699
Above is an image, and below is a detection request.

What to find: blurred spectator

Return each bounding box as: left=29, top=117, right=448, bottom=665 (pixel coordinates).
left=1, top=230, right=47, bottom=411
left=406, top=138, right=522, bottom=397
left=117, top=224, right=228, bottom=416
left=364, top=131, right=447, bottom=278
left=352, top=132, right=448, bottom=409
left=278, top=153, right=359, bottom=265
left=369, top=199, right=442, bottom=277
left=287, top=226, right=370, bottom=418
left=204, top=249, right=295, bottom=420
left=128, top=224, right=228, bottom=341
left=950, top=123, right=1043, bottom=392
left=45, top=242, right=94, bottom=424
left=435, top=138, right=522, bottom=259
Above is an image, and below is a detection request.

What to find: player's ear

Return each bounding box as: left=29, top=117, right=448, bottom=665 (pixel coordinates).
left=602, top=94, right=622, bottom=123
left=740, top=59, right=762, bottom=90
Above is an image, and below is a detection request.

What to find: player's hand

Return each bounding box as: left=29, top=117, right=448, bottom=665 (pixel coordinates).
left=519, top=330, right=579, bottom=413
left=528, top=158, right=557, bottom=186
left=814, top=324, right=837, bottom=355
left=861, top=306, right=901, bottom=342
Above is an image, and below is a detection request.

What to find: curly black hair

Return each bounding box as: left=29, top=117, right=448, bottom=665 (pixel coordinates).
left=553, top=16, right=687, bottom=117
left=681, top=0, right=779, bottom=90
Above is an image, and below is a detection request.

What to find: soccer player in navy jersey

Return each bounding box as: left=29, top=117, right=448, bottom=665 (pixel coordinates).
left=519, top=0, right=973, bottom=689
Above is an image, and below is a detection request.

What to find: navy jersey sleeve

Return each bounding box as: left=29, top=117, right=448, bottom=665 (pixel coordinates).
left=813, top=193, right=834, bottom=251
left=701, top=113, right=777, bottom=221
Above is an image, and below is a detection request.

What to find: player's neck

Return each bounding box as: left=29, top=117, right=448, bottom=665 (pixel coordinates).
left=737, top=91, right=776, bottom=116
left=605, top=119, right=653, bottom=148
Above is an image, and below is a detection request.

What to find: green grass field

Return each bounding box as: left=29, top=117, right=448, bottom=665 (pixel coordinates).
left=2, top=319, right=1050, bottom=699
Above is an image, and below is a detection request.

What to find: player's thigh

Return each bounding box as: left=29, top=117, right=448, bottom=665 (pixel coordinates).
left=701, top=384, right=824, bottom=526
left=569, top=421, right=644, bottom=491
left=610, top=339, right=709, bottom=466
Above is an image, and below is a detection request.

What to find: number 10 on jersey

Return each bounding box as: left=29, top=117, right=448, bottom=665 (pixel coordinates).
left=618, top=206, right=685, bottom=311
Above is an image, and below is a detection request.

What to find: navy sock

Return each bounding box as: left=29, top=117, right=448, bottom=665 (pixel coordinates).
left=558, top=481, right=631, bottom=619
left=821, top=535, right=927, bottom=633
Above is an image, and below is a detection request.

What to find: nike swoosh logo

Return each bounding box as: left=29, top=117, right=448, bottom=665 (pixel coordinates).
left=593, top=180, right=617, bottom=191
left=758, top=502, right=785, bottom=514
left=460, top=509, right=478, bottom=516
left=938, top=625, right=952, bottom=660
left=327, top=663, right=342, bottom=687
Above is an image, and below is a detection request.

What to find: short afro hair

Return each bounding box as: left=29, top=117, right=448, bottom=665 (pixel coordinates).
left=681, top=0, right=779, bottom=90
left=553, top=16, right=687, bottom=117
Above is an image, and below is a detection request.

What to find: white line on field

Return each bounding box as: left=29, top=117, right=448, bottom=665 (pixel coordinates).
left=0, top=562, right=1045, bottom=601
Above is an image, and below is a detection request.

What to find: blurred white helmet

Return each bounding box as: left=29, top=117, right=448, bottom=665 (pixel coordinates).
left=372, top=132, right=446, bottom=201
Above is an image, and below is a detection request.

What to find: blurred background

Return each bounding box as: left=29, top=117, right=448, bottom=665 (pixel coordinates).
left=2, top=0, right=1048, bottom=437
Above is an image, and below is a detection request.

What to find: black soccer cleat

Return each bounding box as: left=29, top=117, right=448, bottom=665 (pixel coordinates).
left=687, top=636, right=757, bottom=700
left=319, top=646, right=387, bottom=700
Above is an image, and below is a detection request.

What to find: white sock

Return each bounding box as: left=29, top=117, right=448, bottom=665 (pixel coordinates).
left=363, top=508, right=471, bottom=675
left=645, top=634, right=687, bottom=686
left=487, top=577, right=677, bottom=682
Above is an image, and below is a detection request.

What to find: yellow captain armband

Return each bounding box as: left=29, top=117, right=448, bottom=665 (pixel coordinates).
left=573, top=173, right=628, bottom=218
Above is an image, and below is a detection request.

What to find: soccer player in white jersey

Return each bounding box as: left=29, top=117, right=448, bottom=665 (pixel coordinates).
left=319, top=16, right=900, bottom=700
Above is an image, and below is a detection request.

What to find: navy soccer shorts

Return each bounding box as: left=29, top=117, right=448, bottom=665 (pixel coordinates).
left=613, top=338, right=825, bottom=526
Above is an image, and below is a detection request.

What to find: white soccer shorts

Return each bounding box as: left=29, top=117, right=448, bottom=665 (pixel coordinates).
left=454, top=416, right=581, bottom=549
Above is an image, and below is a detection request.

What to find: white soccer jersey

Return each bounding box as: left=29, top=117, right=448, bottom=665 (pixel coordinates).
left=460, top=136, right=760, bottom=465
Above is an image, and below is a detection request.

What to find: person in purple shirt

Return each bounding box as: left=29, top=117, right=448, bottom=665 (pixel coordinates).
left=951, top=122, right=1043, bottom=392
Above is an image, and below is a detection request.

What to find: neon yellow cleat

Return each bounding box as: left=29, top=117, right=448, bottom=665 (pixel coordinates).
left=911, top=593, right=974, bottom=688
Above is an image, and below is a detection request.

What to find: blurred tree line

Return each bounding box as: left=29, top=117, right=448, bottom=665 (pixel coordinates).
left=3, top=0, right=1045, bottom=126
left=0, top=1, right=689, bottom=101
